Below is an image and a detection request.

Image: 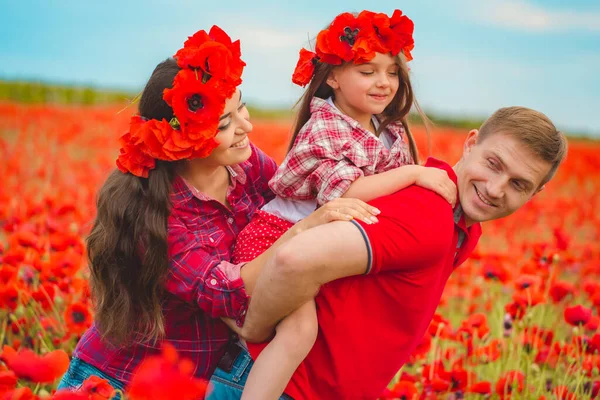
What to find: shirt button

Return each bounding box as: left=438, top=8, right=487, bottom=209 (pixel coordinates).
left=227, top=217, right=234, bottom=224
left=210, top=278, right=217, bottom=285
left=209, top=237, right=214, bottom=243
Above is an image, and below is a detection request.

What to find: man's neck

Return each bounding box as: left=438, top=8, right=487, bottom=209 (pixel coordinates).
left=452, top=163, right=475, bottom=228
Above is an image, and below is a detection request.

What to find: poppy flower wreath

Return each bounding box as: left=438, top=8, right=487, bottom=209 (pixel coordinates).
left=116, top=26, right=246, bottom=178
left=292, top=9, right=414, bottom=87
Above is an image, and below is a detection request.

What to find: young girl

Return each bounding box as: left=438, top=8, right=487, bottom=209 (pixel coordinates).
left=232, top=9, right=457, bottom=400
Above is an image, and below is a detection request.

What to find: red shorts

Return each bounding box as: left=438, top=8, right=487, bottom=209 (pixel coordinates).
left=232, top=210, right=294, bottom=263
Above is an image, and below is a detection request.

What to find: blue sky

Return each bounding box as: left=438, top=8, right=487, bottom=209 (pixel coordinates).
left=1, top=0, right=599, bottom=136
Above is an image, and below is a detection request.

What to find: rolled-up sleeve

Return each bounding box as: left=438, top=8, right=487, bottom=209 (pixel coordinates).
left=166, top=220, right=249, bottom=326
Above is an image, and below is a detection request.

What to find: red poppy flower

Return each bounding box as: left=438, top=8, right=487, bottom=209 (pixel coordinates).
left=389, top=10, right=415, bottom=61
left=0, top=370, right=17, bottom=394
left=513, top=274, right=541, bottom=291
left=116, top=139, right=156, bottom=178
left=467, top=381, right=492, bottom=395
left=428, top=313, right=453, bottom=338
left=127, top=343, right=207, bottom=400
left=315, top=12, right=355, bottom=64
left=128, top=116, right=172, bottom=160
left=0, top=345, right=69, bottom=383
left=389, top=380, right=418, bottom=400
left=1, top=387, right=38, bottom=400
left=31, top=282, right=55, bottom=311
left=553, top=385, right=576, bottom=400
left=564, top=304, right=592, bottom=326
left=584, top=280, right=600, bottom=297
left=80, top=375, right=116, bottom=399
left=207, top=25, right=245, bottom=85
left=2, top=247, right=27, bottom=267
left=474, top=340, right=503, bottom=363
left=481, top=262, right=511, bottom=282
left=292, top=48, right=318, bottom=87
left=553, top=227, right=570, bottom=250
left=175, top=26, right=245, bottom=87
left=163, top=69, right=229, bottom=129
left=0, top=285, right=19, bottom=311
left=495, top=370, right=525, bottom=396
left=459, top=313, right=490, bottom=339
left=0, top=265, right=18, bottom=286
left=549, top=280, right=575, bottom=303
left=176, top=42, right=232, bottom=79
left=315, top=12, right=376, bottom=64
left=589, top=333, right=600, bottom=354
left=591, top=380, right=600, bottom=398
left=359, top=11, right=392, bottom=52
left=436, top=363, right=470, bottom=392
left=64, top=302, right=92, bottom=334
left=429, top=377, right=450, bottom=393
left=11, top=230, right=42, bottom=250
left=586, top=315, right=600, bottom=331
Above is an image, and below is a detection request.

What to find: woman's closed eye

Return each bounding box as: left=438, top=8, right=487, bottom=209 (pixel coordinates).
left=218, top=102, right=248, bottom=130
left=218, top=120, right=231, bottom=131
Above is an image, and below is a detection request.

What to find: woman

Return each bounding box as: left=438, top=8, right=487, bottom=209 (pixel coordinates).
left=57, top=25, right=378, bottom=397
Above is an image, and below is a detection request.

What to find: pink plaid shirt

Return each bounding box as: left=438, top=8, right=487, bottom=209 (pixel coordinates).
left=270, top=97, right=414, bottom=205
left=73, top=144, right=277, bottom=384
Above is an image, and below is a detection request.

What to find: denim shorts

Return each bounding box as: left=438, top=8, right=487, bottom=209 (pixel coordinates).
left=207, top=347, right=294, bottom=400
left=57, top=357, right=125, bottom=399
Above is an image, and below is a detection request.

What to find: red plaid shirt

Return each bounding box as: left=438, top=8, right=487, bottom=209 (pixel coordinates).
left=74, top=143, right=277, bottom=384
left=270, top=97, right=413, bottom=205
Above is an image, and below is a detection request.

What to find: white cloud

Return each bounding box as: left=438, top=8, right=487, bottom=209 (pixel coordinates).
left=468, top=0, right=600, bottom=33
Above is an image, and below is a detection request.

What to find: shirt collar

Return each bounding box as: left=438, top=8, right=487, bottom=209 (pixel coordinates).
left=423, top=157, right=482, bottom=238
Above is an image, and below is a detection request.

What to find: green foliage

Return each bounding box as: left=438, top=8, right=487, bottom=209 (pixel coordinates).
left=0, top=80, right=134, bottom=105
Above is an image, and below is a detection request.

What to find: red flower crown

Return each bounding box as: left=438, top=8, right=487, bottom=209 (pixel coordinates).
left=292, top=10, right=414, bottom=87
left=116, top=26, right=246, bottom=178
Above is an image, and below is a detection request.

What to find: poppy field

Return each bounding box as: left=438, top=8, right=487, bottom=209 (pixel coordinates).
left=1, top=101, right=600, bottom=399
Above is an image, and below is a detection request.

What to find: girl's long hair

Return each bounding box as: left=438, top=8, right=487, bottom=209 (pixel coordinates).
left=86, top=59, right=182, bottom=345
left=289, top=53, right=429, bottom=164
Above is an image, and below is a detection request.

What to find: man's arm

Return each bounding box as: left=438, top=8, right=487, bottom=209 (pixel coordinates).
left=242, top=220, right=369, bottom=342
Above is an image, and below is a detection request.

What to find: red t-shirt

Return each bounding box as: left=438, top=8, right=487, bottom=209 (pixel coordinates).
left=249, top=158, right=482, bottom=399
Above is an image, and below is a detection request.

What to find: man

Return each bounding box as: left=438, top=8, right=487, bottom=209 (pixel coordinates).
left=221, top=106, right=568, bottom=399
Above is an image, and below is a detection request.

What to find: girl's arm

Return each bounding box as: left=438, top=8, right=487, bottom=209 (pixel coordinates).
left=342, top=164, right=457, bottom=206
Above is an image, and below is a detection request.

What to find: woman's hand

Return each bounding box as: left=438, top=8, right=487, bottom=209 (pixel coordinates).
left=300, top=197, right=381, bottom=231
left=414, top=166, right=457, bottom=207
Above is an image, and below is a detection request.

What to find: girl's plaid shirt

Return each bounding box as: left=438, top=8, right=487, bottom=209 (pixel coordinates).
left=270, top=97, right=414, bottom=206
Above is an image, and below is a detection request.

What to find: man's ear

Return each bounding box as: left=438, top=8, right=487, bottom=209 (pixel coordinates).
left=463, top=129, right=479, bottom=156
left=326, top=71, right=340, bottom=90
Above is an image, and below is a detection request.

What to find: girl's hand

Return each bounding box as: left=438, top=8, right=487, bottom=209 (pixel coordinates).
left=300, top=197, right=380, bottom=231
left=414, top=166, right=457, bottom=207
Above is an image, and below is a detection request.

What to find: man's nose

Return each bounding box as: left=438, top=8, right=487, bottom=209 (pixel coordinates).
left=486, top=178, right=506, bottom=199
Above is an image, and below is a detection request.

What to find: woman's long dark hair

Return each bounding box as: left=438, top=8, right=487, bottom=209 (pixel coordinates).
left=86, top=59, right=182, bottom=345
left=289, top=53, right=429, bottom=164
